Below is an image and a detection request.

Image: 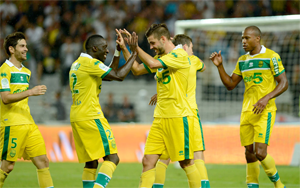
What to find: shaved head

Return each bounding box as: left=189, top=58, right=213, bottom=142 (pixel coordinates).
left=244, top=26, right=261, bottom=38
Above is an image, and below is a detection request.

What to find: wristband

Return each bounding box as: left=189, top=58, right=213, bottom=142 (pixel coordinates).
left=114, top=49, right=120, bottom=57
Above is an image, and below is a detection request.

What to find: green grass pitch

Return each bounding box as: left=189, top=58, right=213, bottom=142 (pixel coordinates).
left=3, top=162, right=299, bottom=188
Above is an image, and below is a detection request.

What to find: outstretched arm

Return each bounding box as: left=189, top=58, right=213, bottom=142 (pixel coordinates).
left=252, top=72, right=288, bottom=114
left=103, top=32, right=138, bottom=81
left=210, top=51, right=242, bottom=90
left=0, top=85, right=47, bottom=104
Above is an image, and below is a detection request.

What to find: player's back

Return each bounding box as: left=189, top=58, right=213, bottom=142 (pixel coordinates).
left=69, top=53, right=111, bottom=122
left=234, top=46, right=285, bottom=112
left=187, top=55, right=205, bottom=110
left=0, top=60, right=34, bottom=126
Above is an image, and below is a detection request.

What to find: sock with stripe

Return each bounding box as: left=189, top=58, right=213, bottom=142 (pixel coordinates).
left=153, top=161, right=168, bottom=188
left=246, top=161, right=260, bottom=188
left=37, top=167, right=54, bottom=188
left=0, top=169, right=8, bottom=188
left=194, top=159, right=210, bottom=188
left=261, top=154, right=285, bottom=188
left=139, top=168, right=156, bottom=188
left=82, top=168, right=97, bottom=188
left=94, top=161, right=116, bottom=188
left=183, top=164, right=201, bottom=188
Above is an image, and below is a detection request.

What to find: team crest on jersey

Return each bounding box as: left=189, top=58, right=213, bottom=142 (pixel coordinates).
left=10, top=149, right=16, bottom=158
left=1, top=78, right=9, bottom=88
left=259, top=61, right=263, bottom=67
left=111, top=140, right=116, bottom=148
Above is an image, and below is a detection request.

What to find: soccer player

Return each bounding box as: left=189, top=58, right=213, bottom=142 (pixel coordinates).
left=210, top=26, right=288, bottom=188
left=0, top=32, right=54, bottom=188
left=69, top=31, right=138, bottom=188
left=149, top=34, right=210, bottom=188
left=118, top=24, right=201, bottom=188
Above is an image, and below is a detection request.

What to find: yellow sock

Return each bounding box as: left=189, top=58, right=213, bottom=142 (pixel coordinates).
left=246, top=161, right=260, bottom=187
left=153, top=161, right=167, bottom=187
left=138, top=168, right=156, bottom=188
left=0, top=169, right=8, bottom=188
left=183, top=164, right=201, bottom=188
left=194, top=159, right=210, bottom=188
left=82, top=168, right=97, bottom=188
left=37, top=167, right=54, bottom=188
left=261, top=154, right=285, bottom=188
left=94, top=161, right=116, bottom=188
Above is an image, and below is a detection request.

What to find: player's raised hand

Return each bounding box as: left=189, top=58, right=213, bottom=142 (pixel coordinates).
left=149, top=94, right=157, bottom=106
left=252, top=96, right=270, bottom=114
left=30, top=85, right=47, bottom=96
left=120, top=28, right=132, bottom=41
left=127, top=32, right=138, bottom=54
left=210, top=50, right=223, bottom=67
left=115, top=29, right=126, bottom=50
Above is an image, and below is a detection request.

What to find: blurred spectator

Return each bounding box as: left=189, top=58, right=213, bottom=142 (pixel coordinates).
left=38, top=45, right=57, bottom=82
left=103, top=93, right=120, bottom=122
left=0, top=0, right=17, bottom=21
left=118, top=95, right=136, bottom=122
left=25, top=21, right=44, bottom=61
left=43, top=91, right=66, bottom=121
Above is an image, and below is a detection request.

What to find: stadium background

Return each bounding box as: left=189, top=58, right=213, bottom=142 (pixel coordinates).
left=0, top=0, right=299, bottom=187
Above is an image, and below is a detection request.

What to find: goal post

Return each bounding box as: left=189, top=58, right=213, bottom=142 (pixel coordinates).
left=174, top=15, right=300, bottom=122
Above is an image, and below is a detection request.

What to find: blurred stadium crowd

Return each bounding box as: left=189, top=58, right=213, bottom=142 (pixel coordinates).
left=0, top=0, right=299, bottom=122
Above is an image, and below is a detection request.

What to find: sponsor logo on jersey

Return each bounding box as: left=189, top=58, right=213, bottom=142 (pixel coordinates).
left=99, top=63, right=109, bottom=71
left=249, top=62, right=253, bottom=67
left=272, top=57, right=279, bottom=74
left=258, top=133, right=263, bottom=138
left=1, top=72, right=7, bottom=77
left=179, top=150, right=184, bottom=156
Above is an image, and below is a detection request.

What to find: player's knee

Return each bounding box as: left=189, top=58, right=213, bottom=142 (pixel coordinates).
left=179, top=159, right=192, bottom=169
left=104, top=154, right=119, bottom=166
left=255, top=150, right=267, bottom=161
left=6, top=163, right=15, bottom=173
left=142, top=156, right=155, bottom=169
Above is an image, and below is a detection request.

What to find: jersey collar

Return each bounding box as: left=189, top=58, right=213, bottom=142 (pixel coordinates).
left=80, top=52, right=93, bottom=59
left=5, top=59, right=24, bottom=71
left=173, top=44, right=183, bottom=50
left=247, top=45, right=266, bottom=57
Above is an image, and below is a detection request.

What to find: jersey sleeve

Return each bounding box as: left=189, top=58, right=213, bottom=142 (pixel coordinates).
left=157, top=50, right=188, bottom=70
left=143, top=63, right=156, bottom=73
left=232, top=58, right=242, bottom=76
left=84, top=59, right=112, bottom=78
left=0, top=67, right=11, bottom=92
left=195, top=57, right=205, bottom=72
left=270, top=53, right=285, bottom=77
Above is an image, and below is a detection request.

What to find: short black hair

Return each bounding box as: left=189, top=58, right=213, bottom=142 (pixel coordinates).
left=85, top=34, right=104, bottom=52
left=145, top=23, right=170, bottom=40
left=3, top=32, right=26, bottom=57
left=245, top=26, right=262, bottom=38
left=173, top=34, right=192, bottom=46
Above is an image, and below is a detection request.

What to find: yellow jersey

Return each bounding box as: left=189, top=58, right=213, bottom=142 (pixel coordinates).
left=144, top=45, right=193, bottom=118
left=232, top=46, right=285, bottom=112
left=187, top=55, right=204, bottom=110
left=69, top=53, right=112, bottom=122
left=0, top=60, right=34, bottom=127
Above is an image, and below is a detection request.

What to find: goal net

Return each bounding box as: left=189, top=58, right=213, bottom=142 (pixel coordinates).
left=175, top=15, right=300, bottom=122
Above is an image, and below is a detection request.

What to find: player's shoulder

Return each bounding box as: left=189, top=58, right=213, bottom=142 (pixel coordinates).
left=21, top=66, right=31, bottom=74
left=264, top=47, right=280, bottom=57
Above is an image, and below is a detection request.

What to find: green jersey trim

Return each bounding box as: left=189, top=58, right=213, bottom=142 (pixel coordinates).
left=94, top=119, right=110, bottom=156
left=143, top=63, right=152, bottom=74
left=158, top=59, right=167, bottom=69
left=0, top=89, right=10, bottom=92
left=274, top=69, right=285, bottom=77
left=197, top=63, right=204, bottom=72
left=101, top=68, right=112, bottom=79
left=1, top=126, right=10, bottom=160
left=265, top=112, right=272, bottom=144
left=196, top=109, right=205, bottom=150
left=183, top=117, right=190, bottom=159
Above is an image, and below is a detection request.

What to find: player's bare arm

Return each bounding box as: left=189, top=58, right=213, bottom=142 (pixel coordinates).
left=252, top=72, right=288, bottom=114
left=107, top=30, right=122, bottom=71
left=0, top=85, right=47, bottom=104
left=117, top=29, right=148, bottom=76
left=210, top=50, right=242, bottom=90
left=103, top=32, right=138, bottom=81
